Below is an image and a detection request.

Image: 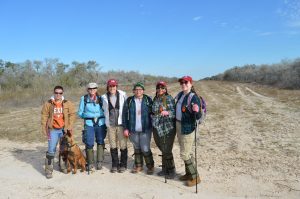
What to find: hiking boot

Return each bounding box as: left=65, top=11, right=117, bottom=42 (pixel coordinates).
left=186, top=176, right=201, bottom=187
left=146, top=167, right=154, bottom=175
left=118, top=166, right=126, bottom=173
left=86, top=164, right=95, bottom=171
left=96, top=161, right=102, bottom=170
left=157, top=169, right=166, bottom=176
left=110, top=148, right=119, bottom=172
left=96, top=144, right=105, bottom=170
left=131, top=166, right=143, bottom=173
left=132, top=149, right=143, bottom=174
left=119, top=148, right=128, bottom=170
left=86, top=149, right=95, bottom=172
left=166, top=169, right=176, bottom=179
left=143, top=151, right=154, bottom=175
left=45, top=153, right=54, bottom=179
left=179, top=173, right=192, bottom=181
left=111, top=166, right=118, bottom=173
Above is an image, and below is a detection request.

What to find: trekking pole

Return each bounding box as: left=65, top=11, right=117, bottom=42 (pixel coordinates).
left=194, top=112, right=198, bottom=194
left=162, top=117, right=167, bottom=184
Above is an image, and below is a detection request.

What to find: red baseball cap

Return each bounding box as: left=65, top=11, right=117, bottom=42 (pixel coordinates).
left=156, top=80, right=167, bottom=87
left=178, top=76, right=192, bottom=83
left=107, top=79, right=118, bottom=86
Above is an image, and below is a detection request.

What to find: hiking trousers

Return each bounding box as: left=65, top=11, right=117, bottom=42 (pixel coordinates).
left=107, top=126, right=127, bottom=150
left=83, top=125, right=107, bottom=149
left=176, top=121, right=195, bottom=161
left=129, top=131, right=151, bottom=153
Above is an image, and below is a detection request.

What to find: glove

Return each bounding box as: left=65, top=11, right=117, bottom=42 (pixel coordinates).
left=161, top=110, right=169, bottom=116
left=123, top=129, right=130, bottom=137
left=192, top=104, right=199, bottom=112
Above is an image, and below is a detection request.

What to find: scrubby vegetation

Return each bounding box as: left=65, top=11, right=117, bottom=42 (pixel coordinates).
left=0, top=58, right=177, bottom=107
left=207, top=58, right=300, bottom=89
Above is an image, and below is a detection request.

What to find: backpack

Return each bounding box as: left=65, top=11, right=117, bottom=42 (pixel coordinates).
left=176, top=92, right=206, bottom=124
left=83, top=94, right=103, bottom=112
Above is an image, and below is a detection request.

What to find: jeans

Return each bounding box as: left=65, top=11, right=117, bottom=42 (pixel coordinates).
left=84, top=125, right=107, bottom=149
left=129, top=131, right=152, bottom=153
left=47, top=128, right=63, bottom=156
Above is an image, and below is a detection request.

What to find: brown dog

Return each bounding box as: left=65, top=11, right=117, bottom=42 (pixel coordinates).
left=61, top=131, right=86, bottom=174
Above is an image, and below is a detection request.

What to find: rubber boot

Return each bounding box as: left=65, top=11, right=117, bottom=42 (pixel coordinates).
left=143, top=151, right=154, bottom=175
left=110, top=148, right=118, bottom=173
left=184, top=159, right=201, bottom=187
left=45, top=153, right=54, bottom=179
left=86, top=149, right=95, bottom=171
left=157, top=155, right=166, bottom=176
left=165, top=154, right=176, bottom=179
left=132, top=149, right=143, bottom=173
left=96, top=144, right=105, bottom=170
left=119, top=148, right=128, bottom=173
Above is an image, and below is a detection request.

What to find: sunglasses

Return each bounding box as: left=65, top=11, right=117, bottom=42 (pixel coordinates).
left=54, top=92, right=63, bottom=95
left=88, top=87, right=97, bottom=90
left=180, top=81, right=188, bottom=85
left=156, top=86, right=166, bottom=90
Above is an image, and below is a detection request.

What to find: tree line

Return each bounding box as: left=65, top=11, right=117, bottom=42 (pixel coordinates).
left=0, top=58, right=177, bottom=91
left=207, top=58, right=300, bottom=89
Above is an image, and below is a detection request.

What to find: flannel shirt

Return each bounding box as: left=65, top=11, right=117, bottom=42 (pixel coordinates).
left=152, top=94, right=175, bottom=137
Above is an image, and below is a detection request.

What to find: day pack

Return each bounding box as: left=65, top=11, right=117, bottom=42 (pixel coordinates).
left=176, top=92, right=207, bottom=124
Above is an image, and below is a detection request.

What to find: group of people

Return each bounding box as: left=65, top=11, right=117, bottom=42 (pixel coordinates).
left=41, top=75, right=203, bottom=187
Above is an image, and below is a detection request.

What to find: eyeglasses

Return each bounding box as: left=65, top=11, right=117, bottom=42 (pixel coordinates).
left=54, top=92, right=63, bottom=95
left=180, top=81, right=188, bottom=85
left=88, top=87, right=97, bottom=90
left=134, top=88, right=144, bottom=91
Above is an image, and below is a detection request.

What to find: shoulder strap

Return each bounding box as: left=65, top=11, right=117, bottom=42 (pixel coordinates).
left=186, top=92, right=195, bottom=113
left=127, top=96, right=133, bottom=108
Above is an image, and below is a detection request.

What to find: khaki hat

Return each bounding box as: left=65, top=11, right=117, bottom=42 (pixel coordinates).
left=87, top=82, right=98, bottom=89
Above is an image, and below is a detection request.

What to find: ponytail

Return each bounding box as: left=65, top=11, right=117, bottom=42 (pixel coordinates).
left=191, top=86, right=198, bottom=95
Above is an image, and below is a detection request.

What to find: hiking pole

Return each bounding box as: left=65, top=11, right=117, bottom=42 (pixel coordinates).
left=194, top=111, right=198, bottom=194
left=162, top=117, right=167, bottom=184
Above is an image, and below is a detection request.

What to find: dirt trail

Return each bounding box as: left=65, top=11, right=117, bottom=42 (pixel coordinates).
left=0, top=80, right=300, bottom=199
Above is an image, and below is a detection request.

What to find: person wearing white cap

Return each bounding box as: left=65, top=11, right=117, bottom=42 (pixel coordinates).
left=78, top=82, right=106, bottom=171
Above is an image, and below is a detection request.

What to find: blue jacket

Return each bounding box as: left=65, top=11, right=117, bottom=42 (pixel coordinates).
left=175, top=91, right=202, bottom=134
left=77, top=95, right=105, bottom=127
left=122, top=95, right=153, bottom=134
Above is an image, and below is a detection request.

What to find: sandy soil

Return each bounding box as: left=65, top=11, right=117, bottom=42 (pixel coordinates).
left=0, top=80, right=299, bottom=199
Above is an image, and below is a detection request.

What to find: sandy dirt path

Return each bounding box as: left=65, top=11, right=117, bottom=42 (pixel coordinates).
left=0, top=80, right=299, bottom=199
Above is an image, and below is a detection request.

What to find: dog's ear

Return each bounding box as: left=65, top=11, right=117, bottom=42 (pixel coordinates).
left=67, top=129, right=72, bottom=137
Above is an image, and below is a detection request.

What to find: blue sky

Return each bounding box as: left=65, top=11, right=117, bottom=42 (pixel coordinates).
left=1, top=0, right=300, bottom=79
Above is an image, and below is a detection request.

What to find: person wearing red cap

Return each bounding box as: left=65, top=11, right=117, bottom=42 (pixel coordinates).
left=175, top=76, right=202, bottom=186
left=152, top=81, right=176, bottom=179
left=102, top=79, right=128, bottom=173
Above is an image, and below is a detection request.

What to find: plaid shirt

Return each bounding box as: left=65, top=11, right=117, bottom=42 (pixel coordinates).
left=152, top=94, right=175, bottom=137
